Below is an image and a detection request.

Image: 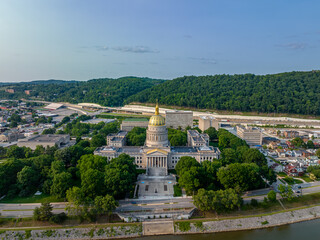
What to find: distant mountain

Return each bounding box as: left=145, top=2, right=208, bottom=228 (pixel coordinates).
left=28, top=79, right=79, bottom=85
left=127, top=71, right=320, bottom=116
left=0, top=77, right=164, bottom=107
left=0, top=79, right=78, bottom=85
left=1, top=71, right=320, bottom=116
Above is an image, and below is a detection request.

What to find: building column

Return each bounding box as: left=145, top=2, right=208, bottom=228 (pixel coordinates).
left=146, top=157, right=149, bottom=175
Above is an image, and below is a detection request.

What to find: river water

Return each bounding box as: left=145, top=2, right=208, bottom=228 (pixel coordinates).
left=133, top=219, right=320, bottom=240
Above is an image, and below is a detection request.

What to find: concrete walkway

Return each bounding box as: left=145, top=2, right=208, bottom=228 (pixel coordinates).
left=143, top=220, right=174, bottom=235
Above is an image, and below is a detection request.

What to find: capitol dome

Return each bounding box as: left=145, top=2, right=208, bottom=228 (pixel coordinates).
left=149, top=103, right=165, bottom=126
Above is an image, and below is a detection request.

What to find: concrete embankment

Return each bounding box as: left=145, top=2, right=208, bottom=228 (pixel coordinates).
left=175, top=205, right=320, bottom=234
left=2, top=205, right=320, bottom=239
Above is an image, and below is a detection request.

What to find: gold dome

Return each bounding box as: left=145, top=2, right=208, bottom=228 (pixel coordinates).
left=149, top=103, right=165, bottom=126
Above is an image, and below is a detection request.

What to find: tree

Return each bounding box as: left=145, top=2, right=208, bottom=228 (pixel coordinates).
left=34, top=145, right=45, bottom=156
left=42, top=128, right=56, bottom=134
left=193, top=188, right=213, bottom=211
left=50, top=172, right=73, bottom=198
left=217, top=163, right=263, bottom=193
left=90, top=134, right=106, bottom=148
left=316, top=149, right=320, bottom=158
left=81, top=169, right=105, bottom=199
left=242, top=148, right=267, bottom=167
left=278, top=184, right=294, bottom=200
left=267, top=190, right=277, bottom=202
left=193, top=188, right=242, bottom=213
left=179, top=166, right=201, bottom=195
left=78, top=154, right=108, bottom=174
left=168, top=128, right=187, bottom=146
left=0, top=159, right=25, bottom=196
left=17, top=166, right=40, bottom=196
left=200, top=160, right=221, bottom=190
left=307, top=140, right=315, bottom=149
left=204, top=127, right=218, bottom=141
left=221, top=148, right=238, bottom=165
left=61, top=116, right=70, bottom=124
left=7, top=145, right=25, bottom=159
left=54, top=148, right=72, bottom=165
left=127, top=127, right=147, bottom=146
left=93, top=195, right=118, bottom=217
left=175, top=156, right=200, bottom=176
left=260, top=165, right=277, bottom=185
left=105, top=154, right=137, bottom=199
left=33, top=202, right=53, bottom=221
left=0, top=146, right=6, bottom=158
left=50, top=160, right=66, bottom=176
left=291, top=137, right=305, bottom=148
left=218, top=135, right=229, bottom=149
left=99, top=121, right=119, bottom=137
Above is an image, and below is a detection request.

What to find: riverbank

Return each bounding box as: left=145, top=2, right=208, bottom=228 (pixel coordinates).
left=2, top=204, right=320, bottom=239
left=174, top=205, right=320, bottom=235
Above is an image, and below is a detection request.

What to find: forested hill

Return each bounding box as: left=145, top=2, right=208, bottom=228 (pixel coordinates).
left=127, top=71, right=320, bottom=115
left=1, top=71, right=320, bottom=115
left=0, top=77, right=164, bottom=107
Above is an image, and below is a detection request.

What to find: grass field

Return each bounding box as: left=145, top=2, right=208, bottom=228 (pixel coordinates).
left=0, top=194, right=64, bottom=204
left=191, top=192, right=320, bottom=220
left=282, top=177, right=303, bottom=185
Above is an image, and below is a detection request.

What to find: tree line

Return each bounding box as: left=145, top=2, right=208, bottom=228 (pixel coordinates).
left=0, top=77, right=164, bottom=107
left=2, top=71, right=320, bottom=115
left=127, top=71, right=320, bottom=115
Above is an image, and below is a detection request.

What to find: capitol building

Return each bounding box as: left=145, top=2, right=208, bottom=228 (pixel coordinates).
left=94, top=104, right=220, bottom=176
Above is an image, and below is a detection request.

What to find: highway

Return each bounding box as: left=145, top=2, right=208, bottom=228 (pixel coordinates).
left=2, top=181, right=320, bottom=218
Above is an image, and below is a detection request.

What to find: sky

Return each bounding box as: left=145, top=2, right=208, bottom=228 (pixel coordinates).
left=0, top=0, right=319, bottom=82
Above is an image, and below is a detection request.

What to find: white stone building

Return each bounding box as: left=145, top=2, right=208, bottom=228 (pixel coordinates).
left=94, top=104, right=220, bottom=175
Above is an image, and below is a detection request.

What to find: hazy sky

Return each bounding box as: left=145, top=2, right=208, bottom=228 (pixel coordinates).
left=0, top=0, right=319, bottom=82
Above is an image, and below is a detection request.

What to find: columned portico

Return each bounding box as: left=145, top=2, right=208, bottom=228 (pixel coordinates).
left=147, top=156, right=167, bottom=168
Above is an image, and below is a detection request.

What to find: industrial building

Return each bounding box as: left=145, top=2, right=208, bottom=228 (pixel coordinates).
left=17, top=134, right=72, bottom=150
left=236, top=125, right=262, bottom=146
left=198, top=115, right=219, bottom=132
left=165, top=110, right=193, bottom=129
left=120, top=118, right=149, bottom=131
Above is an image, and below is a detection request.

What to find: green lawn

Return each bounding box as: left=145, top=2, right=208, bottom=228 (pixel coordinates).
left=277, top=172, right=287, bottom=177
left=191, top=192, right=320, bottom=220
left=174, top=184, right=182, bottom=197
left=298, top=174, right=313, bottom=183
left=0, top=194, right=64, bottom=204
left=282, top=177, right=303, bottom=185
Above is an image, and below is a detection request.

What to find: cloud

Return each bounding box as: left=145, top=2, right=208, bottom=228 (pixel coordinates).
left=112, top=46, right=159, bottom=53
left=189, top=57, right=217, bottom=65
left=275, top=42, right=308, bottom=50
left=95, top=46, right=109, bottom=51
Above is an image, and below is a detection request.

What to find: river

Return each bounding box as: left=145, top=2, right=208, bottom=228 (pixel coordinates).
left=133, top=219, right=320, bottom=240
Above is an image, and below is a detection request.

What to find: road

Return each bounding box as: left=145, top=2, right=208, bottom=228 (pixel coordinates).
left=2, top=181, right=320, bottom=218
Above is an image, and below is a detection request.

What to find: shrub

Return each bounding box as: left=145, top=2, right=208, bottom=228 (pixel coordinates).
left=251, top=199, right=259, bottom=207
left=25, top=230, right=32, bottom=239
left=267, top=190, right=277, bottom=202
left=49, top=212, right=67, bottom=224
left=177, top=222, right=191, bottom=232
left=194, top=221, right=203, bottom=229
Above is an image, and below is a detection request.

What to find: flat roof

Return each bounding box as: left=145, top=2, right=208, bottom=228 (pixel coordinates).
left=81, top=119, right=115, bottom=124
left=19, top=134, right=69, bottom=142
left=123, top=118, right=149, bottom=122
left=171, top=146, right=197, bottom=153
left=118, top=146, right=143, bottom=153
